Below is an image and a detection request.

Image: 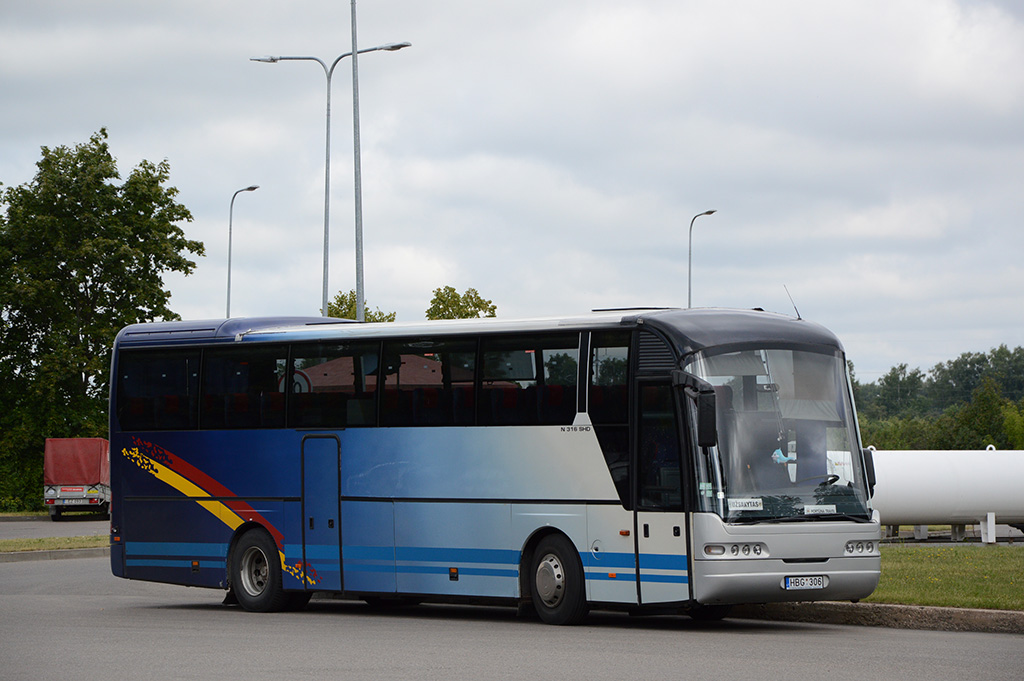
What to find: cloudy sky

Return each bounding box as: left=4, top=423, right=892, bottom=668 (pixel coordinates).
left=2, top=0, right=1023, bottom=381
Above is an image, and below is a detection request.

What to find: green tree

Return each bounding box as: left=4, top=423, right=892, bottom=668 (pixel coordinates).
left=1003, top=399, right=1024, bottom=450
left=874, top=363, right=926, bottom=419
left=0, top=129, right=202, bottom=509
left=859, top=416, right=944, bottom=450
left=943, top=377, right=1011, bottom=449
left=326, top=289, right=396, bottom=322
left=425, top=286, right=496, bottom=320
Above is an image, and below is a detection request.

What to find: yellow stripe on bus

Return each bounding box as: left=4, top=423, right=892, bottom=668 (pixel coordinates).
left=121, top=446, right=298, bottom=578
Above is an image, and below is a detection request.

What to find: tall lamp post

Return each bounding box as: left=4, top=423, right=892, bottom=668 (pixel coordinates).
left=227, top=185, right=259, bottom=318
left=687, top=209, right=717, bottom=309
left=251, top=40, right=410, bottom=319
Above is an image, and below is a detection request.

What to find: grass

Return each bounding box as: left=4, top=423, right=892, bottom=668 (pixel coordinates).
left=0, top=534, right=108, bottom=553
left=865, top=544, right=1024, bottom=611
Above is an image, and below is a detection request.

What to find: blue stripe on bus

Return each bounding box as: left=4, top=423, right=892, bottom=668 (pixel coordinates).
left=344, top=562, right=395, bottom=571
left=396, top=565, right=518, bottom=578
left=126, top=559, right=223, bottom=569
left=638, top=553, right=688, bottom=570
left=300, top=544, right=341, bottom=560
left=125, top=541, right=228, bottom=557
left=581, top=551, right=638, bottom=569
left=343, top=545, right=395, bottom=561
left=585, top=571, right=635, bottom=581
left=639, top=573, right=689, bottom=584
left=395, top=546, right=520, bottom=565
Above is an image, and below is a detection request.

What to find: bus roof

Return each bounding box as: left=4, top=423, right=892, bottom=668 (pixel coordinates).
left=113, top=308, right=843, bottom=357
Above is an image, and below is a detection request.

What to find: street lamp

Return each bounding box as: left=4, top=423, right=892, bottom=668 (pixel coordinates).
left=227, top=185, right=259, bottom=318
left=251, top=40, right=410, bottom=319
left=687, top=209, right=717, bottom=309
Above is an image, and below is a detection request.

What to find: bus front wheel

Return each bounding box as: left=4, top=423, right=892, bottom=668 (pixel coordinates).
left=530, top=534, right=589, bottom=625
left=230, top=529, right=289, bottom=612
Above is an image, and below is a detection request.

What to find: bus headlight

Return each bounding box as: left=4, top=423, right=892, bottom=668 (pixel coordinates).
left=845, top=540, right=876, bottom=555
left=704, top=543, right=768, bottom=558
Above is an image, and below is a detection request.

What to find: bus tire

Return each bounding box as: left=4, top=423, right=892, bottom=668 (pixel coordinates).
left=530, top=534, right=589, bottom=625
left=230, top=529, right=289, bottom=612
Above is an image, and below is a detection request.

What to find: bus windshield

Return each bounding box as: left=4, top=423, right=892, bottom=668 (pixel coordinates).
left=684, top=346, right=871, bottom=522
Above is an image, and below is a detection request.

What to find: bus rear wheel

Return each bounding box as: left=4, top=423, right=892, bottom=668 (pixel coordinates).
left=230, top=529, right=289, bottom=612
left=530, top=534, right=588, bottom=625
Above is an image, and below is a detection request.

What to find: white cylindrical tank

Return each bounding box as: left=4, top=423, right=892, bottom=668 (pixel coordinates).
left=870, top=449, right=1024, bottom=525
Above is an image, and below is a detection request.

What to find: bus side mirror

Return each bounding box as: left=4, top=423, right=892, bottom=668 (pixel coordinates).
left=673, top=371, right=718, bottom=448
left=696, top=390, right=718, bottom=448
left=862, top=448, right=876, bottom=499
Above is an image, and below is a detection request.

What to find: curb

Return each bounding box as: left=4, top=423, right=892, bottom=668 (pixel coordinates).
left=732, top=601, right=1024, bottom=635
left=0, top=547, right=109, bottom=563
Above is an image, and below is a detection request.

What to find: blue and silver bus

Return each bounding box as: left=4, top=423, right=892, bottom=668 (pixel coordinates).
left=109, top=308, right=880, bottom=624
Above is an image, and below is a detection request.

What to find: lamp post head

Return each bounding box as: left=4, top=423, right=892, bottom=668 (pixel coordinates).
left=250, top=56, right=280, bottom=63
left=244, top=185, right=259, bottom=192
left=703, top=209, right=717, bottom=216
left=380, top=42, right=412, bottom=51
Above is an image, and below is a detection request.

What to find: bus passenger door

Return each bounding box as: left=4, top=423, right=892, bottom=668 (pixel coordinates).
left=635, top=382, right=690, bottom=604
left=301, top=435, right=342, bottom=591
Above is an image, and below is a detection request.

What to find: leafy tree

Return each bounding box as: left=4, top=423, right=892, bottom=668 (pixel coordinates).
left=859, top=416, right=944, bottom=450
left=327, top=289, right=396, bottom=322
left=1003, top=399, right=1024, bottom=450
left=0, top=129, right=202, bottom=509
left=927, top=345, right=1024, bottom=412
left=943, top=377, right=1011, bottom=450
left=425, top=286, right=496, bottom=320
left=874, top=363, right=927, bottom=419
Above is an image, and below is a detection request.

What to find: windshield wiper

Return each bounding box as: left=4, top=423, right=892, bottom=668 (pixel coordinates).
left=802, top=512, right=872, bottom=523
left=728, top=513, right=871, bottom=524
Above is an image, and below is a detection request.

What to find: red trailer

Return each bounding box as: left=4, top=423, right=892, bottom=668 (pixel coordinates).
left=42, top=438, right=110, bottom=520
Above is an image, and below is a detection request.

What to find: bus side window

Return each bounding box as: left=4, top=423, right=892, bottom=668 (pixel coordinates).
left=589, top=331, right=630, bottom=506
left=379, top=339, right=476, bottom=427
left=117, top=350, right=200, bottom=431
left=200, top=346, right=288, bottom=430
left=479, top=334, right=578, bottom=426
left=637, top=383, right=682, bottom=511
left=290, top=342, right=380, bottom=428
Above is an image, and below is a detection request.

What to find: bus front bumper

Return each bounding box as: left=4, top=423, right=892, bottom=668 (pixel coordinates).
left=691, top=554, right=881, bottom=605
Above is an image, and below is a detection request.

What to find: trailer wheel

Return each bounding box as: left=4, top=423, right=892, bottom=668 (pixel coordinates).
left=49, top=508, right=62, bottom=522
left=530, top=534, right=589, bottom=625
left=230, top=529, right=289, bottom=612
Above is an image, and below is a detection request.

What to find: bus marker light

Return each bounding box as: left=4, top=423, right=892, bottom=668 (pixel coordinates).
left=704, top=545, right=726, bottom=556
left=619, top=530, right=630, bottom=536
left=449, top=568, right=459, bottom=581
left=609, top=573, right=617, bottom=579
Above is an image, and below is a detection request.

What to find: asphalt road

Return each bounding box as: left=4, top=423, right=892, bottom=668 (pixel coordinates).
left=0, top=515, right=108, bottom=539
left=2, top=555, right=1022, bottom=681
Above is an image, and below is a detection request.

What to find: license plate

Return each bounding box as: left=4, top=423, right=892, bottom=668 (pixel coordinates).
left=60, top=498, right=90, bottom=505
left=785, top=575, right=824, bottom=590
